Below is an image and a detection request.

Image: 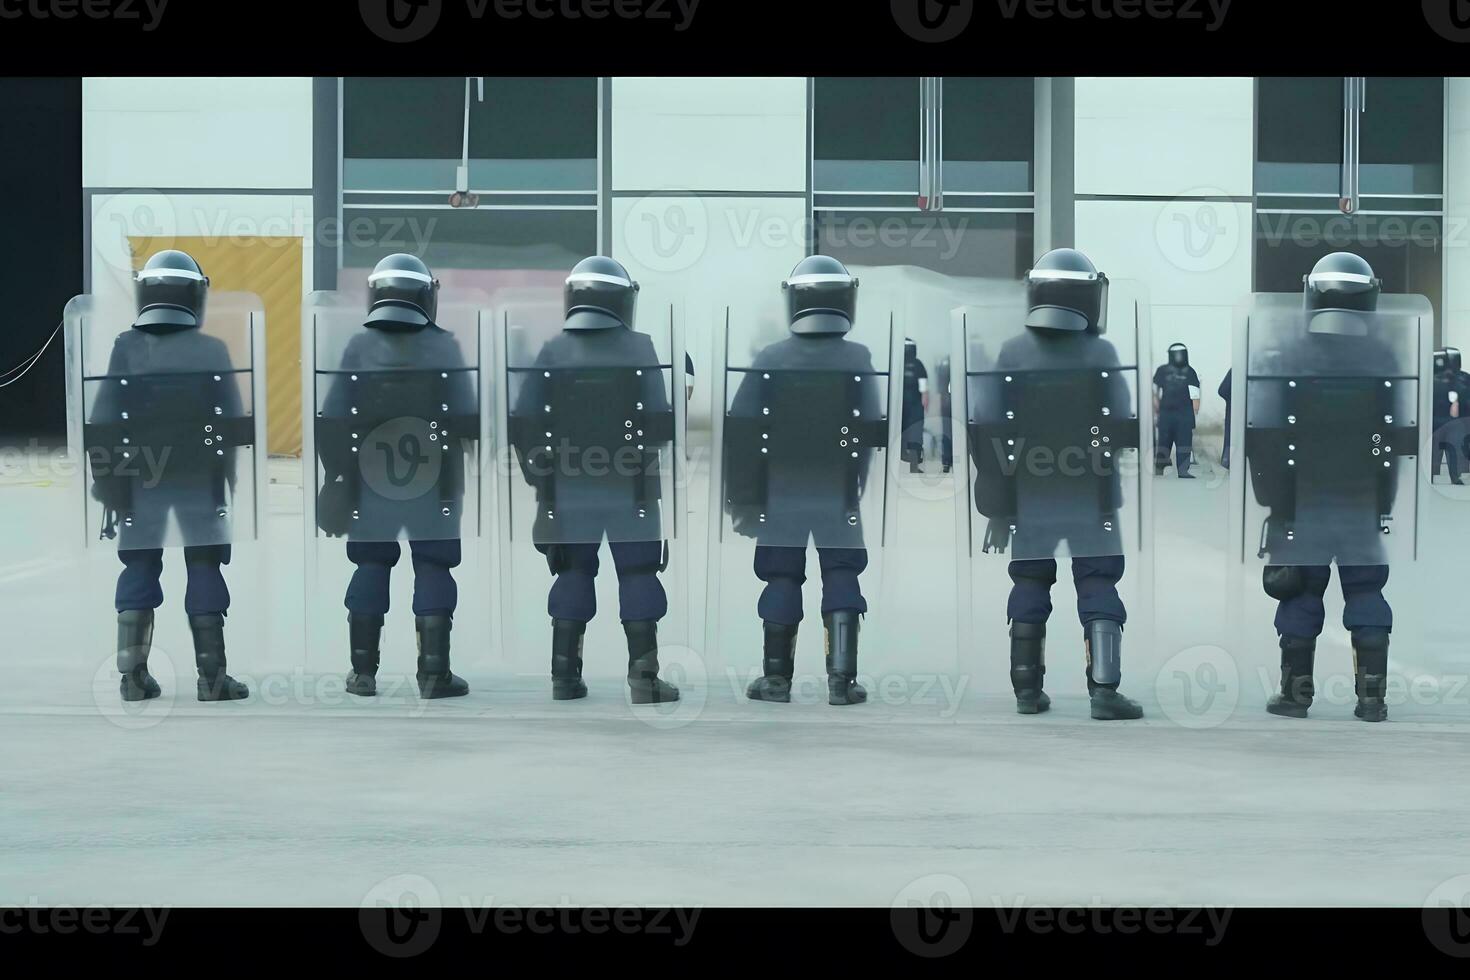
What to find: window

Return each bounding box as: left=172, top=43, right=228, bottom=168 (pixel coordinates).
left=812, top=76, right=1036, bottom=273
left=1255, top=77, right=1444, bottom=330
left=339, top=77, right=599, bottom=281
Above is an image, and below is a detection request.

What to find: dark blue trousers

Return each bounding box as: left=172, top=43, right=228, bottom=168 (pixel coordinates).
left=1008, top=556, right=1126, bottom=627
left=1156, top=409, right=1195, bottom=475
left=1274, top=563, right=1392, bottom=640
left=540, top=539, right=667, bottom=624
left=754, top=545, right=868, bottom=626
left=116, top=545, right=232, bottom=616
left=1432, top=418, right=1465, bottom=483
left=346, top=538, right=461, bottom=617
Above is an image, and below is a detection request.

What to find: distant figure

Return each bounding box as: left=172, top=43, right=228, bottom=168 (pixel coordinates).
left=1153, top=343, right=1201, bottom=479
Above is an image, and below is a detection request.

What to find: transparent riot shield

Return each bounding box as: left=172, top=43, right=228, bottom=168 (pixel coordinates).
left=301, top=290, right=490, bottom=681
left=65, top=292, right=267, bottom=551
left=1220, top=294, right=1433, bottom=704
left=64, top=291, right=272, bottom=706
left=955, top=280, right=1152, bottom=562
left=703, top=290, right=899, bottom=684
left=1228, top=295, right=1427, bottom=570
left=951, top=280, right=1155, bottom=696
left=492, top=290, right=689, bottom=684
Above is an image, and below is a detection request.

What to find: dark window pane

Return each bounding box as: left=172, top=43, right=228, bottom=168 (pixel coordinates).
left=941, top=77, right=1034, bottom=193
left=344, top=78, right=463, bottom=159
left=816, top=211, right=1033, bottom=279
left=1256, top=77, right=1344, bottom=195
left=1361, top=77, right=1443, bottom=195
left=814, top=77, right=920, bottom=192
left=342, top=207, right=596, bottom=274
left=344, top=77, right=598, bottom=191
left=469, top=77, right=597, bottom=160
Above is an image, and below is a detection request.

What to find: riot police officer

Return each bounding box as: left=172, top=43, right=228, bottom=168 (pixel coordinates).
left=315, top=254, right=476, bottom=700
left=901, top=338, right=929, bottom=473
left=730, top=255, right=882, bottom=706
left=1154, top=343, right=1202, bottom=478
left=509, top=256, right=679, bottom=704
left=1250, top=253, right=1408, bottom=723
left=1432, top=347, right=1464, bottom=484
left=936, top=355, right=955, bottom=474
left=1219, top=369, right=1233, bottom=469
left=969, top=248, right=1144, bottom=721
left=91, top=250, right=250, bottom=703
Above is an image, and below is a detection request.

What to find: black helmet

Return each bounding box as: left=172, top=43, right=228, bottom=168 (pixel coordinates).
left=365, top=253, right=439, bottom=330
left=1435, top=347, right=1462, bottom=375
left=1168, top=343, right=1189, bottom=369
left=1303, top=252, right=1380, bottom=337
left=134, top=250, right=209, bottom=331
left=784, top=255, right=859, bottom=336
left=565, top=255, right=638, bottom=331
left=1025, top=248, right=1108, bottom=334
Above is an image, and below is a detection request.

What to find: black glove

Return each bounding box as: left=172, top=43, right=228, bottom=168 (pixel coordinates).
left=316, top=478, right=354, bottom=538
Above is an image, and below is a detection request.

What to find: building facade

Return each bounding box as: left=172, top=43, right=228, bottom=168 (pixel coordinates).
left=81, top=76, right=1467, bottom=449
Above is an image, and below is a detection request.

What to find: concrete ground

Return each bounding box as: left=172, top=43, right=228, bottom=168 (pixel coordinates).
left=2, top=440, right=1469, bottom=908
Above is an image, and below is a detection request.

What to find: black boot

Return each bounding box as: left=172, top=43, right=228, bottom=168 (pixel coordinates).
left=551, top=619, right=588, bottom=701
left=1353, top=631, right=1390, bottom=723
left=415, top=615, right=469, bottom=699
left=747, top=622, right=797, bottom=703
left=346, top=614, right=383, bottom=698
left=188, top=614, right=249, bottom=702
left=117, top=609, right=161, bottom=702
left=625, top=620, right=680, bottom=704
left=1085, top=620, right=1143, bottom=720
left=1266, top=635, right=1315, bottom=719
left=824, top=610, right=868, bottom=706
left=1010, top=622, right=1051, bottom=715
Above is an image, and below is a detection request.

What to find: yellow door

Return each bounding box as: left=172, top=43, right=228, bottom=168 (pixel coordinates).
left=130, top=235, right=304, bottom=456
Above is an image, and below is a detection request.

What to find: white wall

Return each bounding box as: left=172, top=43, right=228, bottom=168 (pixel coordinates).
left=82, top=77, right=316, bottom=294
left=609, top=77, right=810, bottom=420
left=1073, top=77, right=1255, bottom=441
